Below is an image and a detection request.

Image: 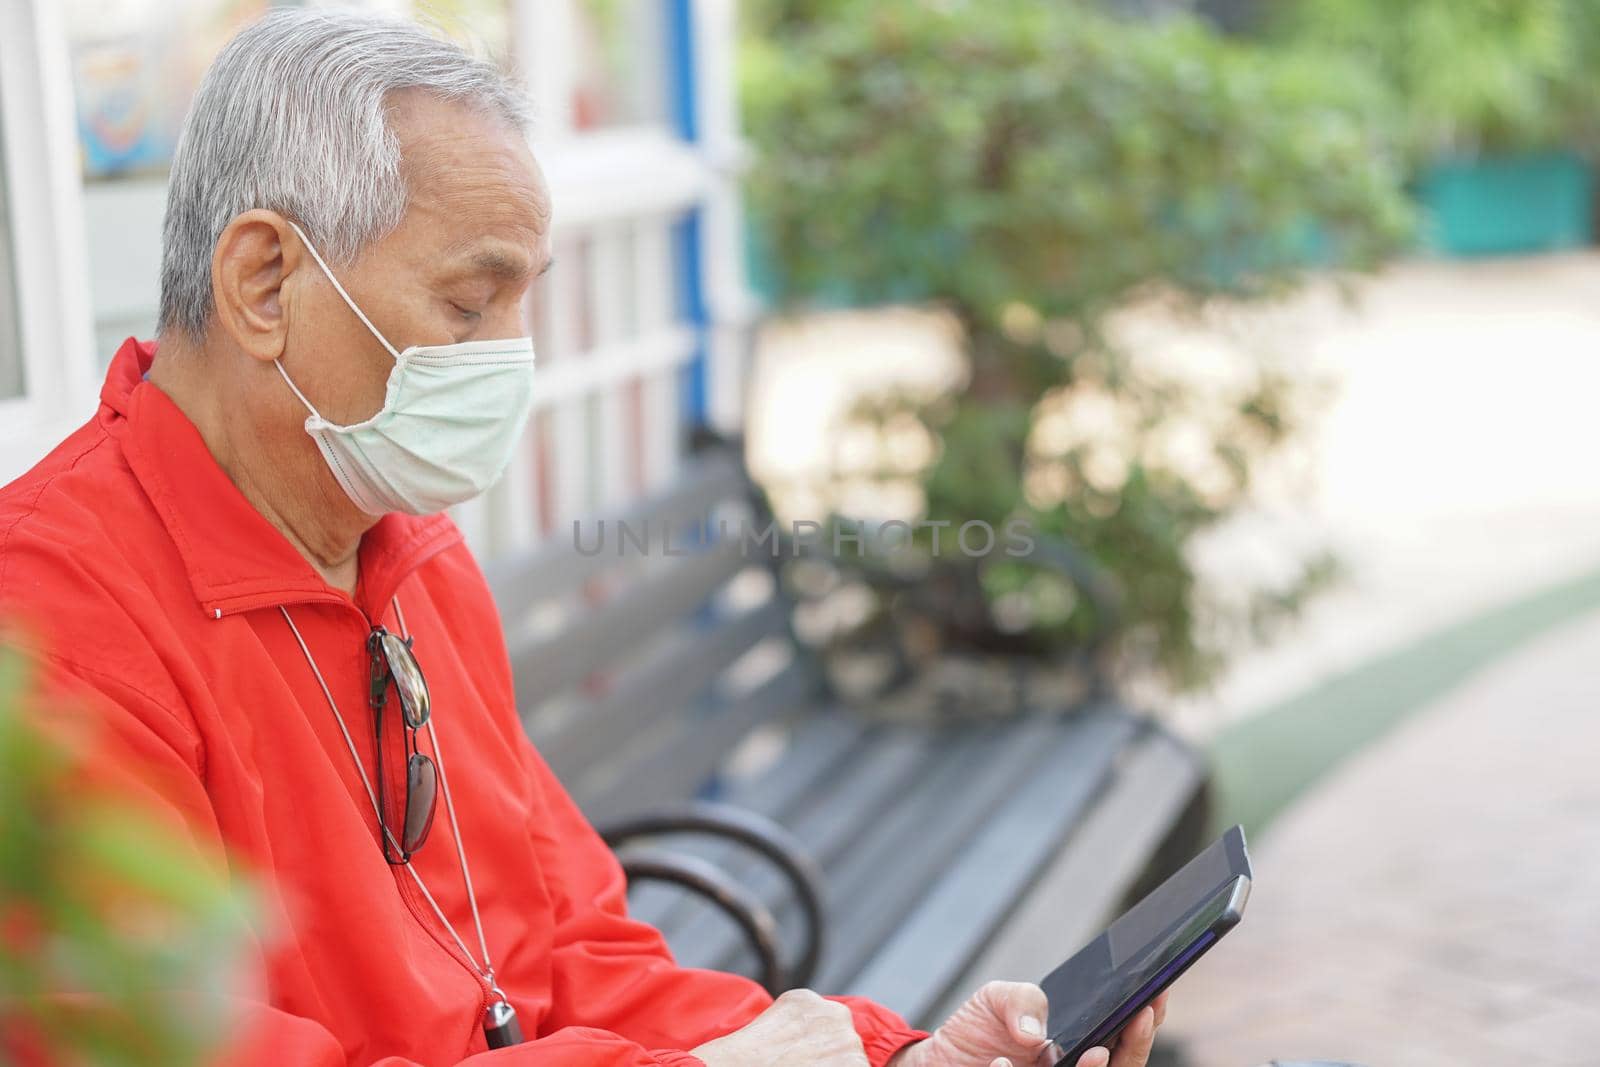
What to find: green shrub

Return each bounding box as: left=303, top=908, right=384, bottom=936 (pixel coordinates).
left=742, top=1, right=1413, bottom=689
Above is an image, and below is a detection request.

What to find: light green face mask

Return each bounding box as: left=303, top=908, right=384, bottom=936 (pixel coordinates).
left=277, top=221, right=537, bottom=517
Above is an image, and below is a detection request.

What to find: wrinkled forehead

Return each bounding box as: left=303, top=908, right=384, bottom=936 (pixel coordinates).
left=386, top=89, right=552, bottom=261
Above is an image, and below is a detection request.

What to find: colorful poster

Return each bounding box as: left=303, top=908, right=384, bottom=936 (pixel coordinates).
left=67, top=0, right=521, bottom=181
left=68, top=0, right=271, bottom=180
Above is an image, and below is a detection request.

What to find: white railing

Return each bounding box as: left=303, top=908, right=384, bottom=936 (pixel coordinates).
left=456, top=0, right=756, bottom=563
left=455, top=137, right=709, bottom=560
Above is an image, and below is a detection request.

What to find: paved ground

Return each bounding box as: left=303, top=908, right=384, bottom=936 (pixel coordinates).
left=1159, top=608, right=1600, bottom=1067
left=1161, top=252, right=1600, bottom=735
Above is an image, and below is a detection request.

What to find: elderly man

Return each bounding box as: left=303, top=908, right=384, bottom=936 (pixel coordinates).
left=0, top=10, right=1164, bottom=1067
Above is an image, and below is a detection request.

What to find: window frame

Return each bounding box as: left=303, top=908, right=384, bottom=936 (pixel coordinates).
left=0, top=0, right=96, bottom=484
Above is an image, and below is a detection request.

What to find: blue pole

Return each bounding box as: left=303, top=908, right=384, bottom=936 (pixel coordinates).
left=667, top=0, right=699, bottom=142
left=667, top=0, right=709, bottom=429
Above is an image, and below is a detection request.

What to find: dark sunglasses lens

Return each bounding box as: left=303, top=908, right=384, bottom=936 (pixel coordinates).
left=380, top=631, right=431, bottom=728
left=403, top=753, right=438, bottom=854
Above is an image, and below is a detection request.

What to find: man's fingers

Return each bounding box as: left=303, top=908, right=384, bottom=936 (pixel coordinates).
left=1074, top=1048, right=1110, bottom=1067
left=983, top=980, right=1052, bottom=1048
left=1108, top=1007, right=1157, bottom=1067
left=1150, top=990, right=1169, bottom=1028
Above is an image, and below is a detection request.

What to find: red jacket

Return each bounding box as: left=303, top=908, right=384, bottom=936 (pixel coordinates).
left=0, top=338, right=926, bottom=1065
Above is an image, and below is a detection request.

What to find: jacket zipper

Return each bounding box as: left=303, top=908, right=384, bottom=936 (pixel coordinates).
left=391, top=862, right=493, bottom=1043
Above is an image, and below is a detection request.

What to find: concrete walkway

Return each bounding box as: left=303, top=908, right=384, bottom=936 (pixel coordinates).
left=1163, top=251, right=1600, bottom=737
left=1160, top=608, right=1600, bottom=1067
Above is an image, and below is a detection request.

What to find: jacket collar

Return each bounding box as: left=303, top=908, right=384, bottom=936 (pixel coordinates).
left=104, top=338, right=463, bottom=620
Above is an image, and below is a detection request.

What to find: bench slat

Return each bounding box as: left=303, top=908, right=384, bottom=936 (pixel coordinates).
left=677, top=723, right=1028, bottom=979
left=578, top=660, right=820, bottom=823
left=781, top=730, right=939, bottom=866
left=843, top=705, right=1138, bottom=1022
left=808, top=718, right=1072, bottom=990
left=647, top=728, right=942, bottom=961
left=720, top=713, right=870, bottom=816
left=508, top=546, right=750, bottom=705
left=625, top=713, right=869, bottom=931
left=927, top=724, right=1206, bottom=1027
left=535, top=597, right=792, bottom=779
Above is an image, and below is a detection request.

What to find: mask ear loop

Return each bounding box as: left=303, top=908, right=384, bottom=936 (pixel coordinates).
left=274, top=359, right=326, bottom=421
left=284, top=219, right=402, bottom=361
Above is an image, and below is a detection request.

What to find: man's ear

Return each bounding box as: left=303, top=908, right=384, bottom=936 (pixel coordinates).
left=210, top=210, right=301, bottom=364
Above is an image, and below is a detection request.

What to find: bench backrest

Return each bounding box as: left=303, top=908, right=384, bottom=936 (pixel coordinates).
left=484, top=445, right=824, bottom=824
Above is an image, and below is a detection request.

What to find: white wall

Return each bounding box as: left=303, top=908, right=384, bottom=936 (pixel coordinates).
left=82, top=178, right=166, bottom=361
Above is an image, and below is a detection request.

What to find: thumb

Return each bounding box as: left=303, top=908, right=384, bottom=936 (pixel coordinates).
left=980, top=980, right=1051, bottom=1047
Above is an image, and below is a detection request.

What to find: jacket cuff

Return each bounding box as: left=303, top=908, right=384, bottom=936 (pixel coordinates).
left=825, top=993, right=929, bottom=1067
left=863, top=1028, right=930, bottom=1067
left=650, top=1050, right=707, bottom=1067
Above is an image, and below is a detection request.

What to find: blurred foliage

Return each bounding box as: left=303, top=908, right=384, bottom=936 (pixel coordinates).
left=0, top=648, right=254, bottom=1067
left=1271, top=0, right=1600, bottom=161
left=741, top=0, right=1415, bottom=689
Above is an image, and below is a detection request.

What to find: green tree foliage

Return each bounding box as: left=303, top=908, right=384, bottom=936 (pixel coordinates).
left=741, top=1, right=1414, bottom=689
left=0, top=648, right=254, bottom=1066
left=1273, top=0, right=1600, bottom=161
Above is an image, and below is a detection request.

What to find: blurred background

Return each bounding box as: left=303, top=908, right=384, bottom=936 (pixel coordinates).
left=1, top=1, right=1598, bottom=1064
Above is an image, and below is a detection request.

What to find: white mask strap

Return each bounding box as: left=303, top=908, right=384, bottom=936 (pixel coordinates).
left=274, top=358, right=325, bottom=421
left=285, top=219, right=401, bottom=360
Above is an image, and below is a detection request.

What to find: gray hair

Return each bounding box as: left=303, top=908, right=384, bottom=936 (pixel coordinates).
left=158, top=7, right=530, bottom=339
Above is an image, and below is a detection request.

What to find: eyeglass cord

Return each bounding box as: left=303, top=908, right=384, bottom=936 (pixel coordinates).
left=279, top=600, right=509, bottom=1006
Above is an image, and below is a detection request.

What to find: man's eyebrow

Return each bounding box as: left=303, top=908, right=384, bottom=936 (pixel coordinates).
left=439, top=241, right=552, bottom=285
left=465, top=247, right=536, bottom=281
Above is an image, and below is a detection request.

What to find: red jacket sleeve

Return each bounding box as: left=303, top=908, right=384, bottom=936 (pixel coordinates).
left=8, top=649, right=735, bottom=1067
left=518, top=737, right=929, bottom=1066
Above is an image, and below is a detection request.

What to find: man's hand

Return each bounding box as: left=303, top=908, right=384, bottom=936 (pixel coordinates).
left=691, top=989, right=870, bottom=1066
left=888, top=981, right=1169, bottom=1067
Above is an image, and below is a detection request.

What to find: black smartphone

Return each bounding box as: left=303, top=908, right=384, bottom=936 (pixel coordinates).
left=1041, top=825, right=1252, bottom=1064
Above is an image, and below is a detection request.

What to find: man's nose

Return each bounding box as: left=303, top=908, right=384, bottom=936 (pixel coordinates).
left=486, top=302, right=532, bottom=341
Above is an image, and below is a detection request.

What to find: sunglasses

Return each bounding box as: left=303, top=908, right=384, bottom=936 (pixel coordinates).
left=368, top=626, right=437, bottom=864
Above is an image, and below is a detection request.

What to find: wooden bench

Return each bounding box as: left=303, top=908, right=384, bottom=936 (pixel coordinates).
left=484, top=436, right=1209, bottom=1028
